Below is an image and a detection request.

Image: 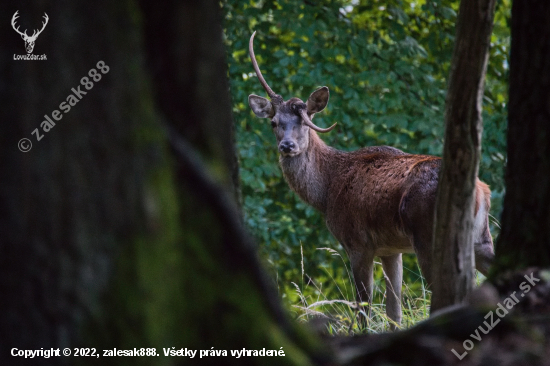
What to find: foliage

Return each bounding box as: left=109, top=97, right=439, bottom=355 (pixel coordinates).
left=223, top=0, right=509, bottom=326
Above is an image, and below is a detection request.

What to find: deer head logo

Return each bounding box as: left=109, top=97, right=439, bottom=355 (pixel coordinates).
left=11, top=11, right=49, bottom=54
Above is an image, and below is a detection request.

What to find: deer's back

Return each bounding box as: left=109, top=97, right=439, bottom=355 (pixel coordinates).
left=324, top=146, right=441, bottom=255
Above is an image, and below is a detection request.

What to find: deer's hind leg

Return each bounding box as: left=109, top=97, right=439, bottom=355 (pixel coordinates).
left=409, top=231, right=434, bottom=288
left=381, top=254, right=403, bottom=329
left=400, top=181, right=437, bottom=288
left=473, top=203, right=494, bottom=276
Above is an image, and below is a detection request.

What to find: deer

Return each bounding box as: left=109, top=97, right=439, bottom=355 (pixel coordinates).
left=247, top=32, right=495, bottom=329
left=11, top=11, right=49, bottom=54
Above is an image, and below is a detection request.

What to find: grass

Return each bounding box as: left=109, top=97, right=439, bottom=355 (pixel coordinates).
left=286, top=245, right=488, bottom=335
left=285, top=246, right=430, bottom=334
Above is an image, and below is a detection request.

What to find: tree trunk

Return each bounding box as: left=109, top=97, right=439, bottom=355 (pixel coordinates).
left=431, top=0, right=497, bottom=313
left=0, top=1, right=325, bottom=365
left=139, top=0, right=241, bottom=204
left=493, top=1, right=550, bottom=273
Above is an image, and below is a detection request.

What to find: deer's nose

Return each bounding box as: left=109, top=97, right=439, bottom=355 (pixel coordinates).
left=279, top=140, right=296, bottom=153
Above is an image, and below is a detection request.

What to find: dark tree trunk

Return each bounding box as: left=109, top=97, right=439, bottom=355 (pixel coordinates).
left=431, top=0, right=497, bottom=313
left=139, top=0, right=241, bottom=204
left=0, top=1, right=157, bottom=356
left=493, top=1, right=550, bottom=273
left=0, top=1, right=325, bottom=365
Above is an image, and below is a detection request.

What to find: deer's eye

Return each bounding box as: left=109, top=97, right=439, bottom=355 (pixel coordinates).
left=271, top=120, right=277, bottom=128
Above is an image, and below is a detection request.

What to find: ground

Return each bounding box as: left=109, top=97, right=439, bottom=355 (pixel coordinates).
left=321, top=268, right=550, bottom=366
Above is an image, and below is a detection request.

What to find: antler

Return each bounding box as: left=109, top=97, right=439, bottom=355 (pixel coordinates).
left=249, top=32, right=283, bottom=105
left=298, top=108, right=336, bottom=133
left=11, top=11, right=27, bottom=37
left=30, top=13, right=49, bottom=39
left=11, top=11, right=48, bottom=40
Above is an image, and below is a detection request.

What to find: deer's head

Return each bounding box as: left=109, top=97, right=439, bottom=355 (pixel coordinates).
left=12, top=11, right=49, bottom=54
left=248, top=32, right=336, bottom=157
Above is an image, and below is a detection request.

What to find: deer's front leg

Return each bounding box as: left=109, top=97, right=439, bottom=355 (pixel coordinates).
left=348, top=247, right=374, bottom=326
left=381, top=254, right=403, bottom=330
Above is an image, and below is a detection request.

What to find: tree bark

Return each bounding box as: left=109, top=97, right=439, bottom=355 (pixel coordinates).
left=0, top=1, right=325, bottom=365
left=431, top=0, right=497, bottom=313
left=139, top=0, right=241, bottom=204
left=493, top=1, right=550, bottom=273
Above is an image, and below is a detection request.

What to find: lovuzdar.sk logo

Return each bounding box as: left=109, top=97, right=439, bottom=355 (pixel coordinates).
left=12, top=10, right=48, bottom=60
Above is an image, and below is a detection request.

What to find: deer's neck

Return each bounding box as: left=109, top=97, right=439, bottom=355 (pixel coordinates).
left=279, top=130, right=337, bottom=214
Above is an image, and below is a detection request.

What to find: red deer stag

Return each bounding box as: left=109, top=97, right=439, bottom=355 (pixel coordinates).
left=247, top=32, right=494, bottom=328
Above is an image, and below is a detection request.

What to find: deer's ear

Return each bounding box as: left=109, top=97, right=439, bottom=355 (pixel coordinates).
left=249, top=95, right=275, bottom=118
left=307, top=86, right=329, bottom=114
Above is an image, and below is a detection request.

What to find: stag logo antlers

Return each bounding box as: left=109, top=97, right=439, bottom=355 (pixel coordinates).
left=12, top=10, right=49, bottom=54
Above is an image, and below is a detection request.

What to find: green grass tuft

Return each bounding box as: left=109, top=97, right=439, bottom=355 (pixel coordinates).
left=285, top=247, right=431, bottom=335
